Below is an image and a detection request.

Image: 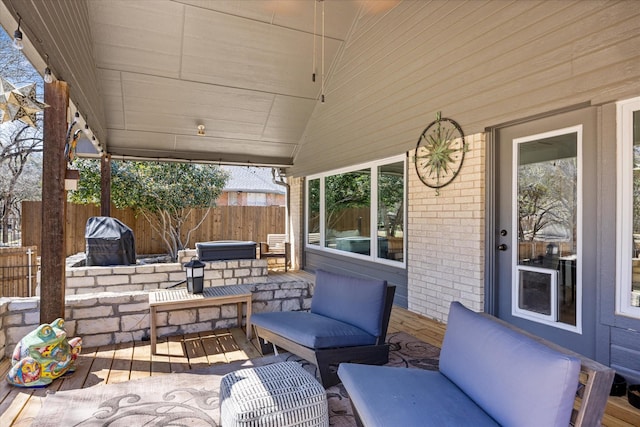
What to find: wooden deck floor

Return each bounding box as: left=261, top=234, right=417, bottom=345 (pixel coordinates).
left=1, top=306, right=638, bottom=426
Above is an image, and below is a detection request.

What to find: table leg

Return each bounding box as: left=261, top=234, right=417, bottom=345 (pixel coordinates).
left=245, top=295, right=252, bottom=339
left=236, top=302, right=242, bottom=334
left=150, top=306, right=157, bottom=354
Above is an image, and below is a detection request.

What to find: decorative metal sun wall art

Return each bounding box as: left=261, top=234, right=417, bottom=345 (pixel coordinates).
left=414, top=112, right=466, bottom=195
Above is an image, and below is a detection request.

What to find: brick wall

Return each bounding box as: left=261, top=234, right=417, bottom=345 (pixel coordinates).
left=407, top=132, right=486, bottom=322
left=288, top=176, right=304, bottom=271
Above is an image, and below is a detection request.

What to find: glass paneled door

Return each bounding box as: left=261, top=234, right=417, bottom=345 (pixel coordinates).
left=514, top=129, right=579, bottom=327
left=494, top=107, right=598, bottom=357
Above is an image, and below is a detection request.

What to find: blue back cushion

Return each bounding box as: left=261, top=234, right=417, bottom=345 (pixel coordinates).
left=440, top=302, right=581, bottom=427
left=311, top=270, right=387, bottom=337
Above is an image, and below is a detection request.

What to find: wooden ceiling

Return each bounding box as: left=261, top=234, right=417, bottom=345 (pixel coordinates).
left=1, top=0, right=392, bottom=167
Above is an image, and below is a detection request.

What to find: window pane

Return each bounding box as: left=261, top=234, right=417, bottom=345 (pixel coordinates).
left=517, top=132, right=577, bottom=326
left=519, top=270, right=553, bottom=316
left=378, top=162, right=404, bottom=262
left=307, top=178, right=320, bottom=246
left=632, top=111, right=640, bottom=307
left=325, top=169, right=371, bottom=254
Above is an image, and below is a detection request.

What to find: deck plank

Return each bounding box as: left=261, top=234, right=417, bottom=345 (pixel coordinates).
left=58, top=347, right=97, bottom=391
left=168, top=335, right=191, bottom=372
left=230, top=327, right=261, bottom=360
left=0, top=358, right=13, bottom=401
left=82, top=344, right=116, bottom=387
left=200, top=331, right=228, bottom=365
left=0, top=356, right=36, bottom=426
left=150, top=337, right=172, bottom=375
left=0, top=388, right=33, bottom=427
left=10, top=383, right=59, bottom=427
left=604, top=396, right=640, bottom=426
left=108, top=342, right=134, bottom=384
left=215, top=329, right=247, bottom=362
left=129, top=340, right=151, bottom=381
left=183, top=332, right=210, bottom=369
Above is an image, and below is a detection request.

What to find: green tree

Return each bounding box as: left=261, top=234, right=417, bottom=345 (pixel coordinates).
left=0, top=125, right=42, bottom=243
left=70, top=159, right=229, bottom=260
left=518, top=159, right=575, bottom=242
left=325, top=170, right=370, bottom=233
left=378, top=169, right=404, bottom=236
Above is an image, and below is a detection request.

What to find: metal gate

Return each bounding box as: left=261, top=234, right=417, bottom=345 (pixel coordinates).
left=0, top=246, right=39, bottom=297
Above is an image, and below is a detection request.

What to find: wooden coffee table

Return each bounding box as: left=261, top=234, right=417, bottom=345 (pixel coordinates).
left=148, top=285, right=253, bottom=354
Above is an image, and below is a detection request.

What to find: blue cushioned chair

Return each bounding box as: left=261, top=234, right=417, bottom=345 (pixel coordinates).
left=252, top=269, right=396, bottom=387
left=337, top=302, right=600, bottom=427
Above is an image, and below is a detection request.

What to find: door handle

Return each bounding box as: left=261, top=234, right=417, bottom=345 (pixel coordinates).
left=497, top=244, right=508, bottom=251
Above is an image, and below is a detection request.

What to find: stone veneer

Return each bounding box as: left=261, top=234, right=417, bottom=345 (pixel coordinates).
left=0, top=279, right=313, bottom=360
left=0, top=249, right=314, bottom=360
left=407, top=132, right=486, bottom=322
left=65, top=249, right=268, bottom=295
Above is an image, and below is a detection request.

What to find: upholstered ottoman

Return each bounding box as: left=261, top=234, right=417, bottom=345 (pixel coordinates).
left=220, top=362, right=329, bottom=427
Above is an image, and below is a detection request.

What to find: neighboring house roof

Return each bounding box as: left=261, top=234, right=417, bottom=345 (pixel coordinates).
left=221, top=166, right=285, bottom=194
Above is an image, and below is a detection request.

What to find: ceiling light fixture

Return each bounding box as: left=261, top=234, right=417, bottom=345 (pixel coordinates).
left=44, top=68, right=53, bottom=83
left=197, top=124, right=205, bottom=136
left=312, top=0, right=317, bottom=83
left=312, top=0, right=325, bottom=103
left=44, top=54, right=54, bottom=83
left=13, top=16, right=23, bottom=50
left=320, top=0, right=325, bottom=103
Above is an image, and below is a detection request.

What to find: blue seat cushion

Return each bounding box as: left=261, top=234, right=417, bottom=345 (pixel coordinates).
left=252, top=311, right=377, bottom=349
left=337, top=363, right=499, bottom=427
left=440, top=302, right=581, bottom=427
left=311, top=270, right=387, bottom=338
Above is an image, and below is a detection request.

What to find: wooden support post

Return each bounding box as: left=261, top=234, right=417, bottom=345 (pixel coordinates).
left=100, top=154, right=111, bottom=217
left=41, top=81, right=69, bottom=324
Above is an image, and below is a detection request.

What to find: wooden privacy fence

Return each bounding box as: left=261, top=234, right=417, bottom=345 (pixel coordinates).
left=0, top=246, right=38, bottom=297
left=22, top=202, right=286, bottom=257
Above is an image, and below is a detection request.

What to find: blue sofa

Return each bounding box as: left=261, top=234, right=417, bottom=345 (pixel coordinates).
left=252, top=269, right=396, bottom=387
left=338, top=301, right=582, bottom=427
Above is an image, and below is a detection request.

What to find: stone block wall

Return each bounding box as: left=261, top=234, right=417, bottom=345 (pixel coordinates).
left=153, top=280, right=313, bottom=340
left=0, top=279, right=313, bottom=359
left=407, top=132, right=486, bottom=322
left=65, top=251, right=268, bottom=295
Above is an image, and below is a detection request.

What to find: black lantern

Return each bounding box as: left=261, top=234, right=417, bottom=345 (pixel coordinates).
left=184, top=257, right=205, bottom=294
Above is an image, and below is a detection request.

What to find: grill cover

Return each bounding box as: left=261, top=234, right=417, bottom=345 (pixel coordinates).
left=85, top=217, right=136, bottom=266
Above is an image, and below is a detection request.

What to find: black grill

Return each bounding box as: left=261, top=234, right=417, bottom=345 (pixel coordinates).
left=85, top=217, right=136, bottom=266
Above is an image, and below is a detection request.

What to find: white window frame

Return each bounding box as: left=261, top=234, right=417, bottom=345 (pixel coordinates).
left=511, top=126, right=583, bottom=333
left=305, top=155, right=406, bottom=267
left=305, top=177, right=322, bottom=247
left=616, top=96, right=640, bottom=318
left=513, top=265, right=559, bottom=322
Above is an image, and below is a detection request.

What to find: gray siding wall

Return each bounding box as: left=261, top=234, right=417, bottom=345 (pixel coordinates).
left=598, top=103, right=640, bottom=384
left=292, top=0, right=640, bottom=176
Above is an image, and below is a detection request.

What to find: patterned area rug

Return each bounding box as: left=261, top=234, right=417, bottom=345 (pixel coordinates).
left=32, top=332, right=439, bottom=426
